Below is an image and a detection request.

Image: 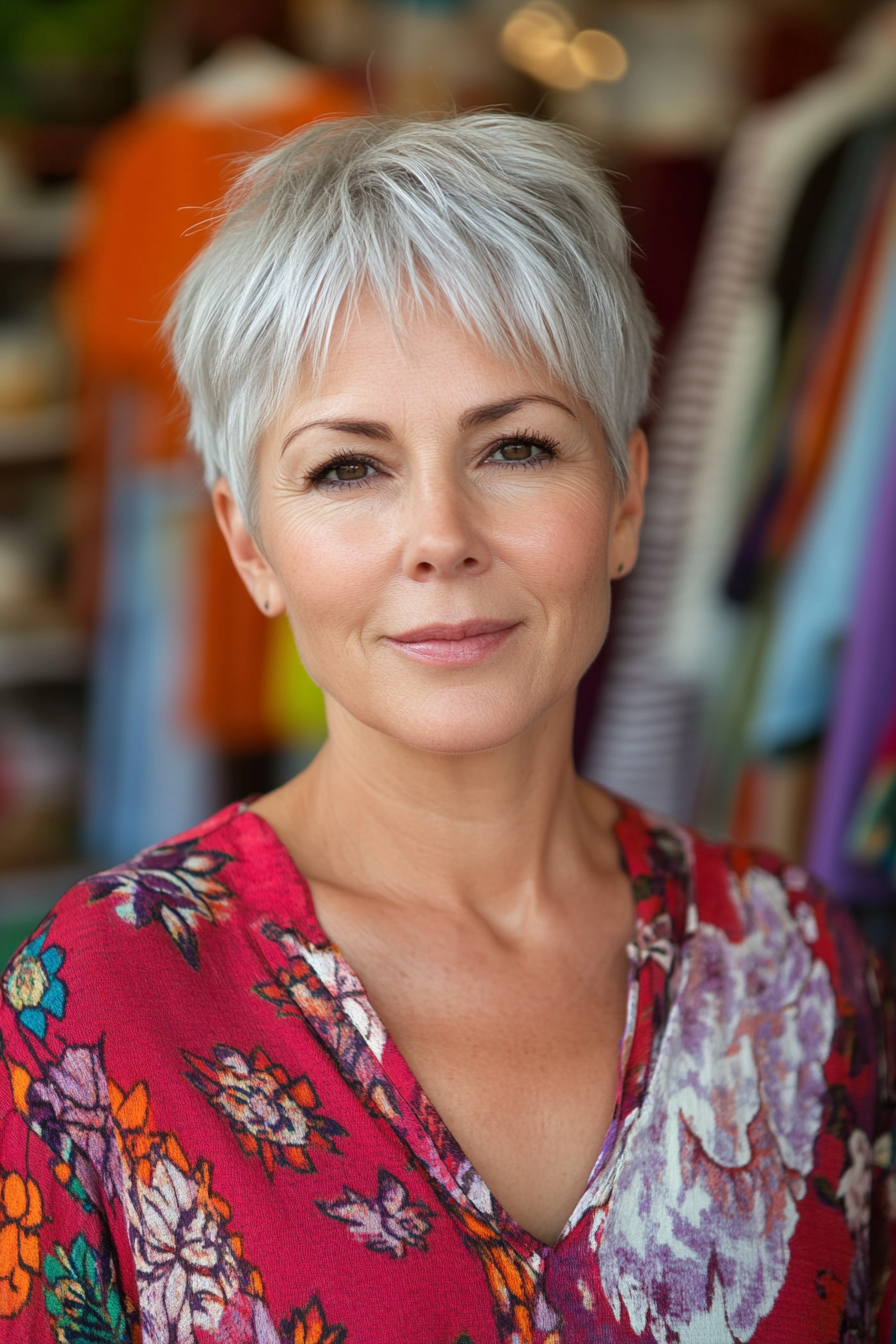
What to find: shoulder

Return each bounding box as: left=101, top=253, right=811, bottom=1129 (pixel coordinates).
left=685, top=821, right=873, bottom=1011
left=621, top=797, right=873, bottom=1002
left=0, top=801, right=301, bottom=1050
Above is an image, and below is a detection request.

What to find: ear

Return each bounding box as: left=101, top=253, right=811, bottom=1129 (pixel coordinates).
left=211, top=478, right=286, bottom=617
left=608, top=428, right=648, bottom=581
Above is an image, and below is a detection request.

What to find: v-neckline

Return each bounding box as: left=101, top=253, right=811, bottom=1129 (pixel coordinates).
left=240, top=795, right=688, bottom=1260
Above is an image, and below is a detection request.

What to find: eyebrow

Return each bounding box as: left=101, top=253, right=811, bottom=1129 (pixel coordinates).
left=280, top=394, right=575, bottom=455
left=458, top=395, right=576, bottom=430
left=280, top=418, right=392, bottom=455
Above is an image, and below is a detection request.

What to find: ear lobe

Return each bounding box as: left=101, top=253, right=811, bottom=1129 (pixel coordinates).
left=211, top=478, right=286, bottom=617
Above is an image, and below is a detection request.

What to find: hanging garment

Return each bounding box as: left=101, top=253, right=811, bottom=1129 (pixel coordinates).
left=748, top=190, right=896, bottom=756
left=83, top=393, right=215, bottom=861
left=691, top=128, right=896, bottom=841
left=805, top=420, right=896, bottom=899
left=584, top=10, right=896, bottom=818
left=725, top=122, right=896, bottom=603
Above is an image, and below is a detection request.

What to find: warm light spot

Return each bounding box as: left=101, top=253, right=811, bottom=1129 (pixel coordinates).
left=500, top=3, right=628, bottom=90
left=570, top=29, right=628, bottom=82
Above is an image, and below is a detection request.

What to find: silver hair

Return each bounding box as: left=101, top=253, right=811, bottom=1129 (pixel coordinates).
left=167, top=112, right=656, bottom=528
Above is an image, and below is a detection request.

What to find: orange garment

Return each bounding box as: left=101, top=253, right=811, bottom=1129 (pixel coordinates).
left=65, top=67, right=363, bottom=750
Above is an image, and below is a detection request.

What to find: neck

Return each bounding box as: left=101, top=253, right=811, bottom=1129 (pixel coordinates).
left=266, top=692, right=618, bottom=923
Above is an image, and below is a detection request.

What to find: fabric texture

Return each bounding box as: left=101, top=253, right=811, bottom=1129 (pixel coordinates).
left=1, top=798, right=894, bottom=1342
left=749, top=187, right=896, bottom=756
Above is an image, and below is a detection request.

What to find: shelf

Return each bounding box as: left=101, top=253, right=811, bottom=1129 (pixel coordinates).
left=0, top=402, right=74, bottom=464
left=0, top=189, right=80, bottom=259
left=0, top=627, right=86, bottom=687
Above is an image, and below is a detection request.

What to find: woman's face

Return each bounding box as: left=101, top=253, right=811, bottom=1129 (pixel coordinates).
left=215, top=295, right=647, bottom=755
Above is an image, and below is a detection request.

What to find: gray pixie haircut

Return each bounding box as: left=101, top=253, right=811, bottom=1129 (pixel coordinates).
left=168, top=112, right=656, bottom=528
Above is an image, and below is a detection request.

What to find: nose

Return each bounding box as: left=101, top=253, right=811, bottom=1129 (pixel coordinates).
left=400, top=474, right=491, bottom=582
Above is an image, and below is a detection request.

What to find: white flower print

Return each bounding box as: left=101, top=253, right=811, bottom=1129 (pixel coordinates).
left=278, top=931, right=387, bottom=1061
left=597, top=866, right=837, bottom=1344
left=837, top=1129, right=872, bottom=1235
left=130, top=1155, right=241, bottom=1343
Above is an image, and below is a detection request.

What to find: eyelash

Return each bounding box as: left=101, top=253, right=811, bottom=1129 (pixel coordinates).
left=307, top=431, right=559, bottom=490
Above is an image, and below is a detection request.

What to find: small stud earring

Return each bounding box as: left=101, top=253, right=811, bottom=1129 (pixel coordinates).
left=264, top=599, right=270, bottom=612
left=616, top=563, right=624, bottom=575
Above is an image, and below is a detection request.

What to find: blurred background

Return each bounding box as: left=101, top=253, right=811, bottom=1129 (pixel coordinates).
left=1, top=0, right=895, bottom=967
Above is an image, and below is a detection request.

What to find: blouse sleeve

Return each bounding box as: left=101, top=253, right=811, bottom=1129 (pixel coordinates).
left=775, top=863, right=896, bottom=1334
left=867, top=945, right=896, bottom=1335
left=0, top=910, right=139, bottom=1341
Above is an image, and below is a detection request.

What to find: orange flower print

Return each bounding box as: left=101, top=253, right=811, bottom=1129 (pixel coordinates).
left=107, top=1073, right=266, bottom=1339
left=456, top=1207, right=560, bottom=1344
left=108, top=1076, right=191, bottom=1187
left=0, top=1166, right=44, bottom=1318
left=281, top=1294, right=347, bottom=1344
left=183, top=1045, right=346, bottom=1177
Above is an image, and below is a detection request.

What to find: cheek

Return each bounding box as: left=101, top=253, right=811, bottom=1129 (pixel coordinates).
left=504, top=482, right=613, bottom=609
left=265, top=507, right=393, bottom=647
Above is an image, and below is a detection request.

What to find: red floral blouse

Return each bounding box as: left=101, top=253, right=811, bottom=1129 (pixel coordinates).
left=1, top=797, right=895, bottom=1343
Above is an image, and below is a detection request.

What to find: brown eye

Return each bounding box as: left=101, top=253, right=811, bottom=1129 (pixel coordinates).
left=334, top=461, right=369, bottom=480
left=485, top=433, right=557, bottom=468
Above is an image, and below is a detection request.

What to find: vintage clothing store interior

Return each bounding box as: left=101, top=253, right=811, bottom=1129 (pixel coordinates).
left=0, top=3, right=894, bottom=944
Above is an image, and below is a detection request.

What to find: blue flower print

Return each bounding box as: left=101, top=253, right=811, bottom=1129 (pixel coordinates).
left=4, top=922, right=67, bottom=1041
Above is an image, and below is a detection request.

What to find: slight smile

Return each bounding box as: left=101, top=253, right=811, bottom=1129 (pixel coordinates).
left=384, top=621, right=521, bottom=666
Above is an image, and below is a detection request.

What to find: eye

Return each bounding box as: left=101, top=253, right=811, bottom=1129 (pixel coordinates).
left=310, top=454, right=381, bottom=488
left=485, top=433, right=557, bottom=466
left=329, top=460, right=372, bottom=481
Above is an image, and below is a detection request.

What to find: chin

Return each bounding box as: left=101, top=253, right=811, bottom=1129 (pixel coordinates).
left=370, top=683, right=560, bottom=756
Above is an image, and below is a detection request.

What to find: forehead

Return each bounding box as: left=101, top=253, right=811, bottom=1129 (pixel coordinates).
left=289, top=290, right=581, bottom=422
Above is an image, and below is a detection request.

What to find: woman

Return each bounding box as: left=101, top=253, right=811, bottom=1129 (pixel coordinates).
left=1, top=113, right=892, bottom=1343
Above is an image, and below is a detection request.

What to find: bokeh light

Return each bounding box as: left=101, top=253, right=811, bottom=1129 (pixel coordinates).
left=499, top=3, right=628, bottom=91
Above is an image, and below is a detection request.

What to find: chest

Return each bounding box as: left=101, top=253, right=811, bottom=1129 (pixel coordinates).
left=112, top=937, right=857, bottom=1344
left=310, top=892, right=634, bottom=1243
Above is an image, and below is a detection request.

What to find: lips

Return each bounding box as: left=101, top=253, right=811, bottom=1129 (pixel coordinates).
left=392, top=620, right=516, bottom=643
left=384, top=619, right=520, bottom=666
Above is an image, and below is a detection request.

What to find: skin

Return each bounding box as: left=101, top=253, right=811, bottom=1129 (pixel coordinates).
left=214, top=293, right=649, bottom=1246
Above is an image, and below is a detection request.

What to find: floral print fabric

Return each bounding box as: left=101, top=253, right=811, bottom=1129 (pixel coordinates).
left=1, top=797, right=895, bottom=1343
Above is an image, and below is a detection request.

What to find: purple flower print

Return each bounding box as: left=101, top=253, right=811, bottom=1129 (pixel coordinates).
left=27, top=1044, right=122, bottom=1208
left=89, top=842, right=234, bottom=969
left=318, top=1168, right=434, bottom=1257
left=596, top=865, right=837, bottom=1344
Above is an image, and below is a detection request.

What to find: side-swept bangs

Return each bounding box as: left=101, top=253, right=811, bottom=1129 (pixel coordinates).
left=168, top=112, right=656, bottom=528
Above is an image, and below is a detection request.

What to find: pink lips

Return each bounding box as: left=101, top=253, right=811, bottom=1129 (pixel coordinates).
left=385, top=620, right=519, bottom=666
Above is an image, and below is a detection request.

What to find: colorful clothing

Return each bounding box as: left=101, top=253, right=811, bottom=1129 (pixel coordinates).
left=1, top=797, right=895, bottom=1342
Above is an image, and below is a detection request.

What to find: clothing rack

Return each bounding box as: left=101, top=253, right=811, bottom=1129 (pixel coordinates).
left=586, top=9, right=896, bottom=914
